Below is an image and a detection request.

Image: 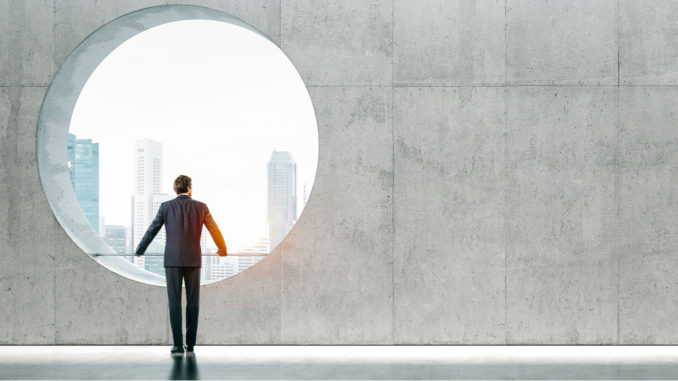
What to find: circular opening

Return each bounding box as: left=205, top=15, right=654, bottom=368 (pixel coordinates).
left=37, top=6, right=318, bottom=286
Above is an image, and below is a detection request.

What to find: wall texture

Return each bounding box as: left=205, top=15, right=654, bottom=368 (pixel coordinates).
left=1, top=0, right=677, bottom=345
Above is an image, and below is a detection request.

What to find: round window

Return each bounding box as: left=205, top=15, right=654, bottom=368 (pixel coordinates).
left=38, top=6, right=318, bottom=286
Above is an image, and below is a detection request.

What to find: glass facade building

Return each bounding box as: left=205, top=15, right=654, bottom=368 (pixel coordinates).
left=132, top=138, right=170, bottom=276
left=266, top=151, right=297, bottom=251
left=104, top=225, right=126, bottom=254
left=68, top=137, right=100, bottom=234
left=237, top=237, right=269, bottom=273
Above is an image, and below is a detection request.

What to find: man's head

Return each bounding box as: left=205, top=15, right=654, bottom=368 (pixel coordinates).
left=174, top=175, right=192, bottom=196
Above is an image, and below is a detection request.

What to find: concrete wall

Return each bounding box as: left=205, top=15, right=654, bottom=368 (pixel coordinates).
left=1, top=0, right=677, bottom=345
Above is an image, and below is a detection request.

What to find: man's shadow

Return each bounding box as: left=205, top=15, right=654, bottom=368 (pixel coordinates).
left=169, top=353, right=200, bottom=380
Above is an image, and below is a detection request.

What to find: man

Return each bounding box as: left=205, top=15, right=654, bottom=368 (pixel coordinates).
left=135, top=175, right=227, bottom=354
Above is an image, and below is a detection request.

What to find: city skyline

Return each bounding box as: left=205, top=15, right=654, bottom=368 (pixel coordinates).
left=67, top=132, right=302, bottom=249
left=68, top=20, right=318, bottom=251
left=69, top=131, right=300, bottom=280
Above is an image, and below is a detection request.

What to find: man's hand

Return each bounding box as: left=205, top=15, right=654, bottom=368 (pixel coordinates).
left=134, top=251, right=140, bottom=258
left=216, top=249, right=228, bottom=257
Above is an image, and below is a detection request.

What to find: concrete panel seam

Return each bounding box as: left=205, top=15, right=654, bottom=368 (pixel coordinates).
left=394, top=84, right=635, bottom=88
left=504, top=0, right=508, bottom=345
left=53, top=226, right=56, bottom=345
left=280, top=0, right=284, bottom=345
left=391, top=0, right=395, bottom=345
left=0, top=83, right=658, bottom=90
left=307, top=84, right=678, bottom=89
left=53, top=0, right=56, bottom=346
left=305, top=85, right=394, bottom=88
left=396, top=85, right=507, bottom=88
left=616, top=0, right=621, bottom=345
left=278, top=0, right=282, bottom=343
left=616, top=85, right=678, bottom=87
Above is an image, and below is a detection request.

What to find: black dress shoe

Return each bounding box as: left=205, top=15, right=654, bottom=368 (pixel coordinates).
left=171, top=346, right=185, bottom=354
left=184, top=345, right=194, bottom=353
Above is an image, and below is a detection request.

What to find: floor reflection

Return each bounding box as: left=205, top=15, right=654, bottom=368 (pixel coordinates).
left=3, top=346, right=678, bottom=380
left=169, top=353, right=199, bottom=380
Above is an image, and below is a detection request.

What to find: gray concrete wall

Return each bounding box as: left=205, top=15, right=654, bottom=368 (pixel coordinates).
left=1, top=0, right=677, bottom=345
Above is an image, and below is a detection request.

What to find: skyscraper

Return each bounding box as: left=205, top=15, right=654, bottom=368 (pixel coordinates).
left=266, top=151, right=297, bottom=250
left=198, top=230, right=212, bottom=282
left=132, top=138, right=170, bottom=274
left=203, top=255, right=236, bottom=282
left=237, top=237, right=269, bottom=274
left=129, top=196, right=134, bottom=252
left=69, top=138, right=100, bottom=234
left=200, top=229, right=208, bottom=253
left=210, top=258, right=235, bottom=280
left=142, top=193, right=173, bottom=275
left=151, top=193, right=173, bottom=247
left=124, top=225, right=134, bottom=263
left=104, top=225, right=126, bottom=254
left=201, top=255, right=212, bottom=282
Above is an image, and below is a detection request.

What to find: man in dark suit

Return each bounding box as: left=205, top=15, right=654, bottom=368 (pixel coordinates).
left=135, top=175, right=227, bottom=354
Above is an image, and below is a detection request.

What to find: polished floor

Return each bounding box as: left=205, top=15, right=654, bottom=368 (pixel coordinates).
left=2, top=346, right=678, bottom=379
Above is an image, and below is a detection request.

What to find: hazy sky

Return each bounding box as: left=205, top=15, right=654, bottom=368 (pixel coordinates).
left=70, top=20, right=318, bottom=250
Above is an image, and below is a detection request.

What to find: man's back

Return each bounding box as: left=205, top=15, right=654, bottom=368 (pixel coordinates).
left=136, top=175, right=225, bottom=354
left=135, top=194, right=226, bottom=267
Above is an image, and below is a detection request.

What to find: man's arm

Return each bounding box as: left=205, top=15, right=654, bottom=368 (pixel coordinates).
left=135, top=205, right=165, bottom=256
left=204, top=207, right=227, bottom=256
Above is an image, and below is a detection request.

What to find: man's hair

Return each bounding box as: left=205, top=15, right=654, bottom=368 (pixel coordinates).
left=173, top=175, right=192, bottom=195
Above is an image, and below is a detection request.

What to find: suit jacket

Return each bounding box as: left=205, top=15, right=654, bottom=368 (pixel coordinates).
left=135, top=194, right=227, bottom=267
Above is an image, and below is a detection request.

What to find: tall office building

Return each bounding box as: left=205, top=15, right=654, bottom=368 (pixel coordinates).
left=201, top=251, right=212, bottom=282
left=69, top=137, right=100, bottom=234
left=132, top=138, right=170, bottom=275
left=237, top=237, right=269, bottom=274
left=104, top=225, right=126, bottom=254
left=151, top=193, right=173, bottom=246
left=199, top=231, right=221, bottom=282
left=142, top=193, right=173, bottom=276
left=124, top=225, right=134, bottom=263
left=266, top=151, right=297, bottom=250
left=211, top=259, right=235, bottom=280
left=201, top=229, right=208, bottom=253
left=209, top=256, right=236, bottom=281
left=201, top=252, right=237, bottom=283
left=133, top=138, right=163, bottom=249
left=129, top=196, right=134, bottom=253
